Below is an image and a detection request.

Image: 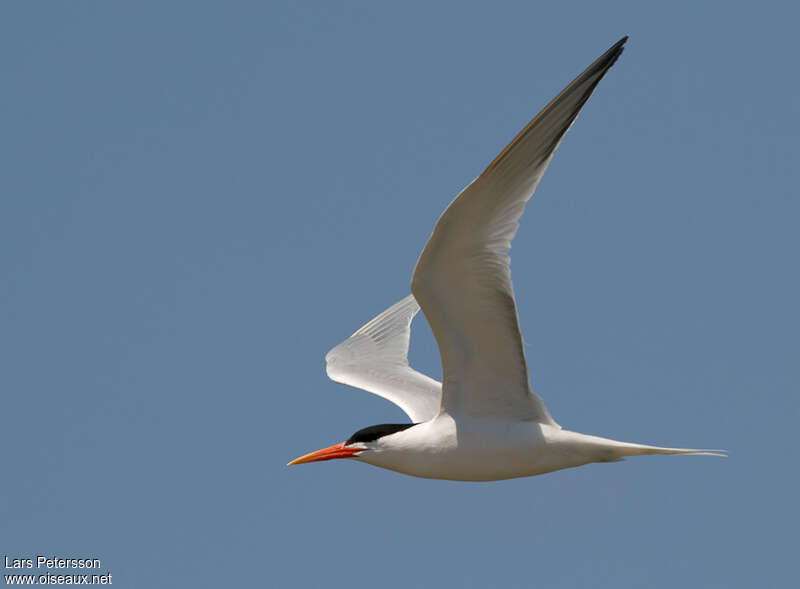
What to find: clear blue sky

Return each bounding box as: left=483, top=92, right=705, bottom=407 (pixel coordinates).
left=2, top=2, right=797, bottom=588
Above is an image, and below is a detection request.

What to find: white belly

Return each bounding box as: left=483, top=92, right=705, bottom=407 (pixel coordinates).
left=355, top=415, right=614, bottom=482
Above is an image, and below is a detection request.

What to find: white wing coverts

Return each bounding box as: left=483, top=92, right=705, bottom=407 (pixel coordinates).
left=411, top=37, right=628, bottom=423
left=325, top=295, right=441, bottom=423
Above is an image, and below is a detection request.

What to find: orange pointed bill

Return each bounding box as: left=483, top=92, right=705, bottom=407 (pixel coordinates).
left=287, top=442, right=362, bottom=466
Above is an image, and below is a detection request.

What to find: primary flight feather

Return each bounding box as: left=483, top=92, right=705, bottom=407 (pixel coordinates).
left=289, top=36, right=724, bottom=481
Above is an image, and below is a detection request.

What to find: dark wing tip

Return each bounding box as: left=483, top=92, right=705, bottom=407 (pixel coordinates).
left=481, top=36, right=629, bottom=177
left=584, top=35, right=629, bottom=82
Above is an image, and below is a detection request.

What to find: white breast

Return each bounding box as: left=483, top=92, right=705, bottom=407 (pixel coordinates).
left=354, top=414, right=602, bottom=481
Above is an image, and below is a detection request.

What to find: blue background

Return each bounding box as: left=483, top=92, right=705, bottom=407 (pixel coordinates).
left=3, top=2, right=797, bottom=587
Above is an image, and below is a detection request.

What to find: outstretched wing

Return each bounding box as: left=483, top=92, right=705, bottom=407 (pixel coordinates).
left=325, top=295, right=441, bottom=423
left=412, top=37, right=627, bottom=422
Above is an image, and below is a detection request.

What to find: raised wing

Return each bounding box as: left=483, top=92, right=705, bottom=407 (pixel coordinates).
left=325, top=294, right=442, bottom=423
left=412, top=37, right=627, bottom=422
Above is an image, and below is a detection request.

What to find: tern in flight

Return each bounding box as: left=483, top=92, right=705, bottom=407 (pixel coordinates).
left=289, top=36, right=724, bottom=481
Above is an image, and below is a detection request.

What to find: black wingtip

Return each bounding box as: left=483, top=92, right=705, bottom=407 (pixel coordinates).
left=584, top=35, right=629, bottom=83
left=611, top=35, right=629, bottom=51
left=605, top=35, right=629, bottom=62
left=480, top=35, right=630, bottom=177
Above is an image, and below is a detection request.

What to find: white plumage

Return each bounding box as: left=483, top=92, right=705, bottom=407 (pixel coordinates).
left=289, top=36, right=724, bottom=481
left=325, top=294, right=440, bottom=423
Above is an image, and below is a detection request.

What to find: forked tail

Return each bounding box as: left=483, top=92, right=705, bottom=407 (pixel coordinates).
left=558, top=430, right=726, bottom=462
left=609, top=440, right=727, bottom=459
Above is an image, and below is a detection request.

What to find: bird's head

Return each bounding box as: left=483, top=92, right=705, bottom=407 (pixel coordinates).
left=287, top=423, right=415, bottom=466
